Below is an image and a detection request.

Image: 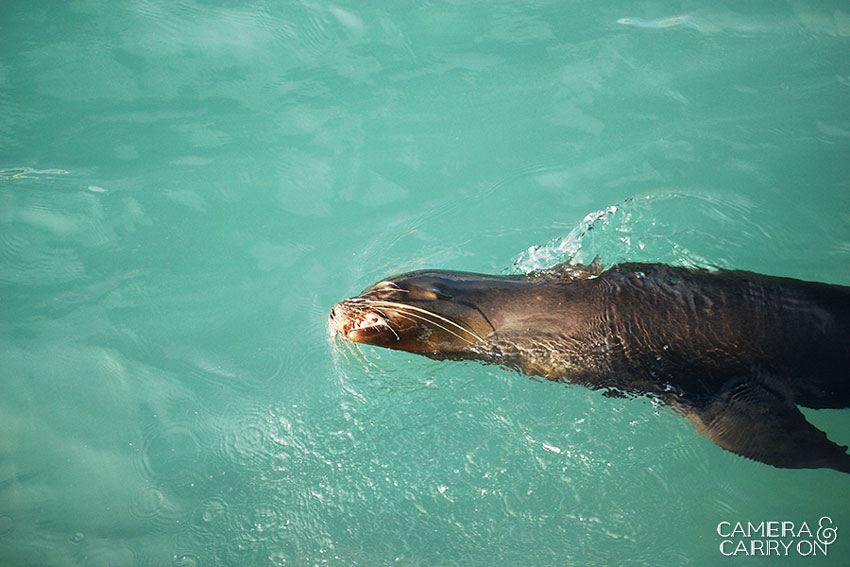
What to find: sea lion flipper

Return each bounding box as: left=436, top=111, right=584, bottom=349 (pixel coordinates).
left=679, top=381, right=850, bottom=473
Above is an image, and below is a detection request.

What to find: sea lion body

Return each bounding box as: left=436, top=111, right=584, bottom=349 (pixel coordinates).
left=330, top=262, right=850, bottom=472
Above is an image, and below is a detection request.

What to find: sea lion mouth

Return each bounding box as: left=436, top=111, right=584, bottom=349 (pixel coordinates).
left=330, top=302, right=396, bottom=341
left=346, top=310, right=397, bottom=341
left=351, top=312, right=385, bottom=332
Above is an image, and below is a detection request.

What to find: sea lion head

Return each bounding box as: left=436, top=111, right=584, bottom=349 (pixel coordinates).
left=330, top=270, right=508, bottom=354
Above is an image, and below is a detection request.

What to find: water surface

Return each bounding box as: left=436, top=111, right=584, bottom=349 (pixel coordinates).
left=1, top=1, right=849, bottom=565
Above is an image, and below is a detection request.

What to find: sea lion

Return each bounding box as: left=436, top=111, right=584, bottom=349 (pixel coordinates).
left=330, top=261, right=850, bottom=473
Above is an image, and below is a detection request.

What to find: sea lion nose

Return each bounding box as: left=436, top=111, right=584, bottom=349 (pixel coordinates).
left=329, top=303, right=350, bottom=335
left=330, top=303, right=346, bottom=322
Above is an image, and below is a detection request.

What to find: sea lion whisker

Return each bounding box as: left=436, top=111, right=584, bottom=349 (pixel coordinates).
left=331, top=330, right=362, bottom=364
left=368, top=307, right=401, bottom=340
left=369, top=300, right=483, bottom=344
left=386, top=305, right=483, bottom=343
left=388, top=310, right=477, bottom=346
left=339, top=334, right=369, bottom=364
left=368, top=299, right=461, bottom=326
left=369, top=300, right=485, bottom=341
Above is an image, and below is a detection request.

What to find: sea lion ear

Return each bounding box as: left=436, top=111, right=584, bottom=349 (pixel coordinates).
left=532, top=257, right=606, bottom=282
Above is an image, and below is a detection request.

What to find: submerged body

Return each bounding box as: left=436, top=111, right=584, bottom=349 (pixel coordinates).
left=330, top=262, right=850, bottom=473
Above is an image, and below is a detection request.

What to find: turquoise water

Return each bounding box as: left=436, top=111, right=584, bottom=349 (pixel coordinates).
left=2, top=1, right=850, bottom=565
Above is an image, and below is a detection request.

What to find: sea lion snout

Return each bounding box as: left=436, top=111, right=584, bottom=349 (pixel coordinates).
left=330, top=271, right=500, bottom=352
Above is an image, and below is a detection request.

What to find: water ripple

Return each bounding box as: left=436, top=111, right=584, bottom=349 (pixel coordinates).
left=512, top=191, right=785, bottom=273
left=175, top=342, right=300, bottom=397
left=138, top=425, right=202, bottom=482
left=216, top=407, right=273, bottom=470
left=129, top=486, right=166, bottom=520
left=171, top=552, right=201, bottom=567
left=189, top=496, right=230, bottom=545
left=0, top=167, right=69, bottom=179
left=128, top=485, right=184, bottom=533
left=71, top=539, right=136, bottom=567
